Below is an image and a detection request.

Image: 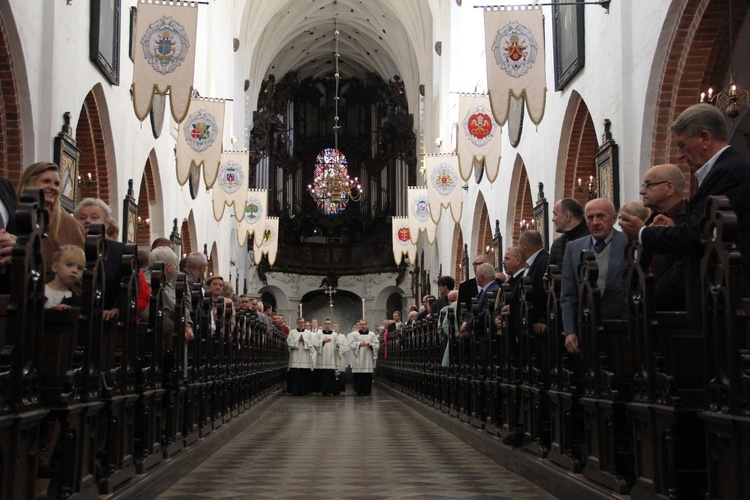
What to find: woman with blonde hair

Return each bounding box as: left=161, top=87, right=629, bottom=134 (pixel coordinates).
left=17, top=162, right=85, bottom=281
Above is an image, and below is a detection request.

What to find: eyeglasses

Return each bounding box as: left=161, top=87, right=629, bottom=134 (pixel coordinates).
left=640, top=180, right=669, bottom=189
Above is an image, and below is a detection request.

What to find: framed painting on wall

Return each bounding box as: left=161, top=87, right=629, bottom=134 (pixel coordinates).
left=53, top=112, right=80, bottom=214
left=90, top=0, right=121, bottom=85
left=552, top=0, right=585, bottom=91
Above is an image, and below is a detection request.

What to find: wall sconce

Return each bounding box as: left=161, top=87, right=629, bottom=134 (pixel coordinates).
left=519, top=218, right=534, bottom=230
left=435, top=137, right=443, bottom=148
left=77, top=172, right=95, bottom=189
left=230, top=136, right=239, bottom=144
left=137, top=216, right=151, bottom=229
left=577, top=175, right=597, bottom=199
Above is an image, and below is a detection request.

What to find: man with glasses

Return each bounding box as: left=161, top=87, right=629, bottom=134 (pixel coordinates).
left=457, top=254, right=487, bottom=319
left=620, top=103, right=750, bottom=333
left=636, top=164, right=688, bottom=310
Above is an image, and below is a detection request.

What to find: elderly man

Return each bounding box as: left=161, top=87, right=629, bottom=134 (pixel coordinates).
left=458, top=254, right=487, bottom=318
left=549, top=198, right=589, bottom=267
left=636, top=164, right=688, bottom=310
left=561, top=198, right=628, bottom=354
left=207, top=275, right=236, bottom=334
left=141, top=246, right=194, bottom=342
left=620, top=104, right=750, bottom=331
left=493, top=246, right=525, bottom=336
left=460, top=262, right=499, bottom=337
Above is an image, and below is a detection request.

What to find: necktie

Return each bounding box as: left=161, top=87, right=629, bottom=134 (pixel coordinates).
left=594, top=239, right=606, bottom=253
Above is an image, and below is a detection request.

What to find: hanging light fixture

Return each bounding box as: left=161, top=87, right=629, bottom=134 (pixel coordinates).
left=699, top=0, right=749, bottom=119
left=307, top=0, right=362, bottom=215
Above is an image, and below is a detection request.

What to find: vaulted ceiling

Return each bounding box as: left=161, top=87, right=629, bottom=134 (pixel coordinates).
left=237, top=0, right=441, bottom=114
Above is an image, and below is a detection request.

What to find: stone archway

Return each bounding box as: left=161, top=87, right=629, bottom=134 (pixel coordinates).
left=136, top=153, right=157, bottom=247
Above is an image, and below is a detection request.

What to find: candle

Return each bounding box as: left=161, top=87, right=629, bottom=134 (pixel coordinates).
left=299, top=303, right=302, bottom=317
left=361, top=298, right=365, bottom=320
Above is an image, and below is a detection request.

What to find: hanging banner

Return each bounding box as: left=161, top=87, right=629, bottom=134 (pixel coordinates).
left=236, top=189, right=268, bottom=247
left=255, top=216, right=279, bottom=267
left=458, top=93, right=502, bottom=182
left=176, top=97, right=226, bottom=186
left=407, top=187, right=436, bottom=245
left=424, top=154, right=463, bottom=225
left=211, top=151, right=249, bottom=221
left=132, top=0, right=199, bottom=123
left=484, top=6, right=546, bottom=126
left=392, top=216, right=416, bottom=266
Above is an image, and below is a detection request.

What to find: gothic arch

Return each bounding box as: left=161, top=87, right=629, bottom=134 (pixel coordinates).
left=649, top=0, right=750, bottom=191
left=208, top=242, right=219, bottom=277
left=75, top=87, right=111, bottom=204
left=507, top=154, right=535, bottom=245
left=136, top=153, right=158, bottom=247
left=453, top=227, right=465, bottom=283
left=0, top=8, right=24, bottom=182
left=468, top=190, right=493, bottom=262
left=554, top=92, right=598, bottom=207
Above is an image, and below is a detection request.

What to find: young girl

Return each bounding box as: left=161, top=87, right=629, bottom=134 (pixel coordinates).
left=45, top=244, right=85, bottom=309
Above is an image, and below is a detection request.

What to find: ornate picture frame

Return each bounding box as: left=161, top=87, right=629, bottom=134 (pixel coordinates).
left=90, top=0, right=121, bottom=85
left=552, top=0, right=585, bottom=91
left=53, top=112, right=80, bottom=214
left=595, top=119, right=620, bottom=208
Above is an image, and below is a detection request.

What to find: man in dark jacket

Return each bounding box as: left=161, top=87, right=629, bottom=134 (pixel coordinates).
left=549, top=197, right=588, bottom=268
left=620, top=103, right=750, bottom=333
left=637, top=163, right=688, bottom=310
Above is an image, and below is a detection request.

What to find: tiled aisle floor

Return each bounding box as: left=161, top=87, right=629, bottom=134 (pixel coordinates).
left=158, top=386, right=557, bottom=499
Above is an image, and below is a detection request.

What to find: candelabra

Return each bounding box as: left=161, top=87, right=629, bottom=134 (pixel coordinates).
left=577, top=175, right=597, bottom=199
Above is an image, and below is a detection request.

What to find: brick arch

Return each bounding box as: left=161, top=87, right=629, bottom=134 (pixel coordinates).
left=557, top=93, right=598, bottom=206
left=0, top=14, right=23, bottom=181
left=208, top=242, right=218, bottom=277
left=476, top=201, right=494, bottom=267
left=506, top=154, right=536, bottom=245
left=136, top=156, right=157, bottom=247
left=75, top=90, right=110, bottom=203
left=651, top=0, right=750, bottom=191
left=180, top=219, right=192, bottom=257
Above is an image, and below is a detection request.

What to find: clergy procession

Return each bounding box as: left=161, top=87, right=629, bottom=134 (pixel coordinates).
left=285, top=317, right=379, bottom=397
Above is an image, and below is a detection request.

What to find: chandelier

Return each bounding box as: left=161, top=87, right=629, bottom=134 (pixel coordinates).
left=306, top=0, right=362, bottom=215
left=699, top=0, right=749, bottom=118
left=309, top=148, right=361, bottom=214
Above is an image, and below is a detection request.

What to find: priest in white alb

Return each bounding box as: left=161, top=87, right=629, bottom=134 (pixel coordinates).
left=347, top=319, right=379, bottom=396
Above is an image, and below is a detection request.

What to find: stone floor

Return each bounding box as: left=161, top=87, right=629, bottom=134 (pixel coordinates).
left=158, top=385, right=557, bottom=499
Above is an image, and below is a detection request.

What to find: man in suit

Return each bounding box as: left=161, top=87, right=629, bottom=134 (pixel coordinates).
left=561, top=198, right=628, bottom=354
left=430, top=275, right=455, bottom=320
left=460, top=262, right=499, bottom=337
left=493, top=246, right=525, bottom=335
left=457, top=254, right=487, bottom=319
left=637, top=163, right=688, bottom=310
left=518, top=230, right=550, bottom=335
left=621, top=104, right=750, bottom=332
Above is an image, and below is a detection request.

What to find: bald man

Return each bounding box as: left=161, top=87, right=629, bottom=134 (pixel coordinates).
left=637, top=164, right=688, bottom=310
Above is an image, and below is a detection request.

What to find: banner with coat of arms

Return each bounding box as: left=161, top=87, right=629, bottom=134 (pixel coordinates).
left=176, top=97, right=226, bottom=186
left=132, top=0, right=199, bottom=123
left=254, top=216, right=279, bottom=267
left=424, top=154, right=463, bottom=225
left=211, top=151, right=249, bottom=221
left=484, top=6, right=546, bottom=126
left=392, top=216, right=416, bottom=266
left=457, top=94, right=502, bottom=183
left=407, top=186, right=436, bottom=245
left=236, top=189, right=268, bottom=248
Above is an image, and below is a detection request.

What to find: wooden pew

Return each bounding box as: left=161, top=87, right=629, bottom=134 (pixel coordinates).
left=624, top=240, right=707, bottom=499
left=545, top=264, right=584, bottom=472
left=133, top=263, right=165, bottom=473
left=97, top=244, right=139, bottom=493
left=698, top=196, right=750, bottom=500
left=517, top=280, right=550, bottom=457
left=577, top=250, right=633, bottom=493
left=181, top=279, right=202, bottom=446
left=499, top=281, right=522, bottom=445
left=162, top=270, right=187, bottom=459
left=0, top=190, right=49, bottom=500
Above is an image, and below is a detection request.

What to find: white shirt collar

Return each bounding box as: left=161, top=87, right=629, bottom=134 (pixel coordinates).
left=694, top=145, right=730, bottom=186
